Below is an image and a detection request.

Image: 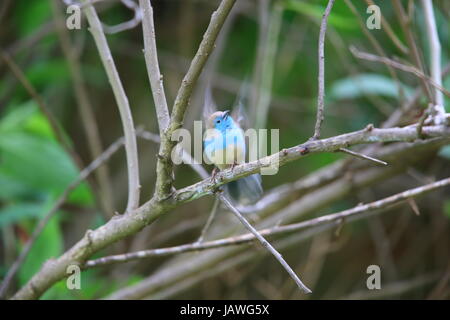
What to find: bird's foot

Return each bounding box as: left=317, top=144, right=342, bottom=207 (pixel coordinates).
left=211, top=167, right=219, bottom=183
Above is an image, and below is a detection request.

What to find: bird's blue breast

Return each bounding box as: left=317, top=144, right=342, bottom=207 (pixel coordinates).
left=204, top=125, right=246, bottom=169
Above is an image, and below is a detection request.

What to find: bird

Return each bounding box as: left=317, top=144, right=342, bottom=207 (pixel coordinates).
left=203, top=109, right=263, bottom=206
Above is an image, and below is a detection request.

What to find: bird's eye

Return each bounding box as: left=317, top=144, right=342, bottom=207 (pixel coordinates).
left=216, top=119, right=221, bottom=124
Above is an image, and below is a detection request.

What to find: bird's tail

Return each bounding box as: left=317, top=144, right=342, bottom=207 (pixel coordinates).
left=224, top=173, right=263, bottom=207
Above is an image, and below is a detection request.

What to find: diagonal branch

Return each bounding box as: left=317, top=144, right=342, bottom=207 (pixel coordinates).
left=350, top=47, right=450, bottom=100
left=10, top=124, right=450, bottom=300
left=338, top=147, right=388, bottom=166
left=139, top=0, right=170, bottom=134
left=51, top=0, right=115, bottom=217
left=173, top=125, right=450, bottom=204
left=81, top=0, right=140, bottom=213
left=84, top=176, right=450, bottom=269
left=217, top=194, right=311, bottom=294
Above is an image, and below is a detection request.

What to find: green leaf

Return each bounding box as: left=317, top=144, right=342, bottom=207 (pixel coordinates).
left=13, top=1, right=52, bottom=37
left=0, top=101, right=37, bottom=134
left=284, top=0, right=357, bottom=30
left=0, top=172, right=33, bottom=201
left=0, top=202, right=46, bottom=227
left=0, top=132, right=78, bottom=193
left=330, top=74, right=414, bottom=100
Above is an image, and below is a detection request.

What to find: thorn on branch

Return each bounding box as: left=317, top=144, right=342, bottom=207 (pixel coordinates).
left=365, top=123, right=374, bottom=131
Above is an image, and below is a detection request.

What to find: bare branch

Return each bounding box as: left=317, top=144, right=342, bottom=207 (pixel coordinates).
left=196, top=198, right=220, bottom=243
left=102, top=0, right=143, bottom=34
left=218, top=194, right=311, bottom=294
left=312, top=0, right=336, bottom=140
left=84, top=177, right=450, bottom=269
left=139, top=0, right=170, bottom=133
left=81, top=0, right=140, bottom=213
left=364, top=0, right=409, bottom=54
left=421, top=0, right=446, bottom=123
left=104, top=138, right=448, bottom=299
left=338, top=147, right=388, bottom=166
left=350, top=46, right=450, bottom=100
left=393, top=0, right=434, bottom=101
left=173, top=125, right=450, bottom=204
left=51, top=0, right=115, bottom=217
left=10, top=123, right=450, bottom=299
left=136, top=130, right=209, bottom=180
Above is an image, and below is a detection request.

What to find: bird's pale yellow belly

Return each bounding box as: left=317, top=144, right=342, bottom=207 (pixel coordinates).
left=206, top=143, right=245, bottom=170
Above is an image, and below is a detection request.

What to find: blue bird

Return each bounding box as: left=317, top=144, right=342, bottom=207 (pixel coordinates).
left=203, top=110, right=263, bottom=206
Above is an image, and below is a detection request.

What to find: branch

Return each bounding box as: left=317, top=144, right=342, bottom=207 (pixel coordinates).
left=0, top=137, right=125, bottom=298
left=196, top=198, right=220, bottom=243
left=102, top=0, right=142, bottom=34
left=312, top=0, right=335, bottom=140
left=105, top=138, right=447, bottom=299
left=84, top=176, right=450, bottom=269
left=81, top=0, right=140, bottom=213
left=139, top=0, right=170, bottom=133
left=350, top=46, right=450, bottom=100
left=338, top=147, right=388, bottom=166
left=219, top=194, right=311, bottom=294
left=421, top=0, right=446, bottom=123
left=11, top=124, right=450, bottom=299
left=363, top=0, right=408, bottom=54
left=154, top=0, right=237, bottom=198
left=52, top=0, right=115, bottom=216
left=393, top=0, right=433, bottom=101
left=173, top=125, right=450, bottom=204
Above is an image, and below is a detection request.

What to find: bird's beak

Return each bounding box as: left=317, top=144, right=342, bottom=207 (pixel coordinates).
left=223, top=110, right=230, bottom=119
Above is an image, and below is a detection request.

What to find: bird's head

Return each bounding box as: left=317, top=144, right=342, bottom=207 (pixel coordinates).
left=206, top=110, right=235, bottom=131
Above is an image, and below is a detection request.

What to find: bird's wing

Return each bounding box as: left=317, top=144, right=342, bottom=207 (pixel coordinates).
left=232, top=78, right=251, bottom=129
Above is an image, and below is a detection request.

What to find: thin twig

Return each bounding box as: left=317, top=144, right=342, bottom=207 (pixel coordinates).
left=393, top=0, right=433, bottom=101
left=364, top=0, right=409, bottom=54
left=339, top=147, right=387, bottom=166
left=218, top=194, right=312, bottom=294
left=136, top=130, right=209, bottom=179
left=421, top=0, right=446, bottom=123
left=81, top=0, right=140, bottom=213
left=196, top=198, right=220, bottom=243
left=350, top=47, right=450, bottom=99
left=84, top=176, right=450, bottom=269
left=139, top=0, right=170, bottom=133
left=312, top=0, right=335, bottom=140
left=12, top=124, right=450, bottom=300
left=0, top=137, right=125, bottom=299
left=102, top=0, right=142, bottom=34
left=52, top=0, right=115, bottom=216
left=345, top=0, right=406, bottom=102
